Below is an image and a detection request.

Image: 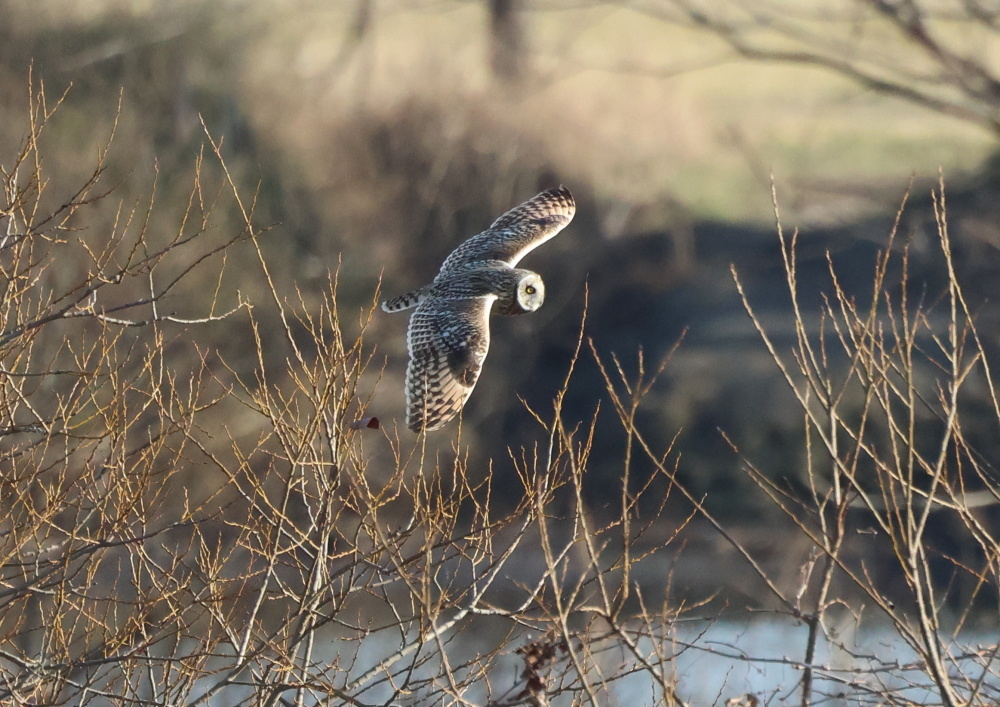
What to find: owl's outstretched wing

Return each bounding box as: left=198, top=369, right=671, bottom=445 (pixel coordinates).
left=437, top=185, right=575, bottom=274
left=404, top=295, right=495, bottom=432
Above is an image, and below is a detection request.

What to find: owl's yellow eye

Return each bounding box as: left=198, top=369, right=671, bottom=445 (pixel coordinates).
left=525, top=285, right=536, bottom=295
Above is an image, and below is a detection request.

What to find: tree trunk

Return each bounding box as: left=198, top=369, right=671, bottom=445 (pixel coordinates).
left=488, top=0, right=525, bottom=84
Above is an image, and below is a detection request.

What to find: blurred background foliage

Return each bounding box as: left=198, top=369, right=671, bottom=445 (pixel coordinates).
left=4, top=0, right=1000, bottom=526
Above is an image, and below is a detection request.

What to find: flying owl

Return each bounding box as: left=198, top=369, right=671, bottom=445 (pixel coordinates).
left=382, top=185, right=576, bottom=432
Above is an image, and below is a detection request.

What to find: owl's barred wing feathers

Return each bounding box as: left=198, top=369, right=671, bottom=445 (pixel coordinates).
left=487, top=184, right=575, bottom=234
left=405, top=296, right=493, bottom=432
left=436, top=185, right=575, bottom=274
left=381, top=287, right=427, bottom=313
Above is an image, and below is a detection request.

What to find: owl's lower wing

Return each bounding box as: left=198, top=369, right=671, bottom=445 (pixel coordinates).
left=437, top=185, right=575, bottom=273
left=405, top=296, right=493, bottom=432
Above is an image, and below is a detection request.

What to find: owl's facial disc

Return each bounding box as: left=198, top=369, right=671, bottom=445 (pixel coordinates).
left=517, top=274, right=545, bottom=311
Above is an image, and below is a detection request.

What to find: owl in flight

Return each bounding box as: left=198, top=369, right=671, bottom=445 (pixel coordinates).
left=382, top=186, right=576, bottom=432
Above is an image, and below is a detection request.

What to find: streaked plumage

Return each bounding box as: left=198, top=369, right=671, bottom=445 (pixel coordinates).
left=382, top=186, right=575, bottom=432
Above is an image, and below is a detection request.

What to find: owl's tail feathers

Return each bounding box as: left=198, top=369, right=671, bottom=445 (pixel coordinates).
left=381, top=288, right=427, bottom=313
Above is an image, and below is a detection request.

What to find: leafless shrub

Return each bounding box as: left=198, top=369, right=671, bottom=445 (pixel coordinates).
left=0, top=77, right=693, bottom=707
left=5, top=66, right=997, bottom=707
left=722, top=178, right=1000, bottom=706
left=0, top=72, right=252, bottom=703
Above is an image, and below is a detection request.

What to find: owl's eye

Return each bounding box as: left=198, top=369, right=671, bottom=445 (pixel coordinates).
left=525, top=285, right=536, bottom=295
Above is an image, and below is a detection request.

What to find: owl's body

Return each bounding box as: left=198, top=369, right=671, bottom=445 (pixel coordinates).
left=382, top=186, right=575, bottom=432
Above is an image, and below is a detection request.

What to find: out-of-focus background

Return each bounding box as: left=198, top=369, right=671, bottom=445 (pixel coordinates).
left=5, top=0, right=1000, bottom=598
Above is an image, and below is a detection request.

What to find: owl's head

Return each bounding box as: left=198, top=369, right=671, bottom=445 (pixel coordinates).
left=502, top=271, right=544, bottom=315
